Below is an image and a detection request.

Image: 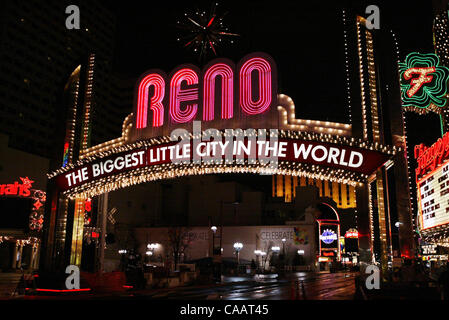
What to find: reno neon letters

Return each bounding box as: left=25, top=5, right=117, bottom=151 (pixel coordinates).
left=135, top=53, right=276, bottom=129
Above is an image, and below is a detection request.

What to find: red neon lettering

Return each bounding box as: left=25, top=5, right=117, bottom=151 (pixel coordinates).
left=136, top=73, right=165, bottom=128
left=85, top=198, right=92, bottom=212
left=415, top=131, right=449, bottom=179
left=322, top=251, right=335, bottom=256
left=203, top=63, right=234, bottom=121
left=0, top=177, right=34, bottom=197
left=239, top=57, right=272, bottom=115
left=404, top=67, right=436, bottom=97
left=169, top=68, right=199, bottom=123
left=21, top=185, right=31, bottom=197
left=135, top=54, right=276, bottom=129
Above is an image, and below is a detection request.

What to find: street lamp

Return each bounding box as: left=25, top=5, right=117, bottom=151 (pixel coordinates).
left=147, top=243, right=159, bottom=250
left=211, top=226, right=218, bottom=256
left=147, top=243, right=159, bottom=262
left=118, top=249, right=127, bottom=271
left=234, top=242, right=243, bottom=270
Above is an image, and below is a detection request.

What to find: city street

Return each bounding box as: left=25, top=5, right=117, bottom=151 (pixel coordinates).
left=134, top=272, right=357, bottom=300
left=15, top=272, right=357, bottom=300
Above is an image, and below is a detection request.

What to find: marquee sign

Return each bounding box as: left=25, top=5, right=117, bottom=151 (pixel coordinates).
left=399, top=52, right=449, bottom=114
left=47, top=52, right=397, bottom=198
left=52, top=135, right=392, bottom=195
left=415, top=132, right=449, bottom=231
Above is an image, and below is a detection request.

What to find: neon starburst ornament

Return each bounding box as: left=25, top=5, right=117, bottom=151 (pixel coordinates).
left=176, top=3, right=239, bottom=63
left=399, top=52, right=449, bottom=114
left=20, top=177, right=34, bottom=188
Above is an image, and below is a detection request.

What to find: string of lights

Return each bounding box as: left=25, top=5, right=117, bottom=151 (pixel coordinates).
left=342, top=9, right=353, bottom=125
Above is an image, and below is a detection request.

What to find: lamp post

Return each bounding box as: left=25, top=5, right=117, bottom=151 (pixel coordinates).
left=233, top=242, right=243, bottom=273
left=211, top=226, right=217, bottom=256
left=147, top=243, right=159, bottom=262
left=118, top=250, right=127, bottom=271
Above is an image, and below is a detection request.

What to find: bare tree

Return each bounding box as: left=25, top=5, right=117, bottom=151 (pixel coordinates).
left=167, top=227, right=192, bottom=271
left=261, top=241, right=273, bottom=272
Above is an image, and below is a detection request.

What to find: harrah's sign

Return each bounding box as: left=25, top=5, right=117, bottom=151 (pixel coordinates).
left=415, top=131, right=449, bottom=180
left=132, top=52, right=278, bottom=139
left=0, top=177, right=34, bottom=197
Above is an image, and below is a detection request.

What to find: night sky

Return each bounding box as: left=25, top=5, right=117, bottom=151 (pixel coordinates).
left=107, top=0, right=435, bottom=126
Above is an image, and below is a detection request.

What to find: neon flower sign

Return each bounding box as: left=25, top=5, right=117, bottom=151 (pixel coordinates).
left=399, top=52, right=449, bottom=112
left=134, top=53, right=277, bottom=132
left=320, top=229, right=338, bottom=244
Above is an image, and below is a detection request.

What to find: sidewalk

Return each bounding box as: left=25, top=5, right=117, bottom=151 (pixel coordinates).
left=0, top=273, right=23, bottom=298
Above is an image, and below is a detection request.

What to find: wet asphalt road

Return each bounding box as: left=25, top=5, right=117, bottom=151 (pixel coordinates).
left=15, top=271, right=357, bottom=300
left=128, top=271, right=357, bottom=300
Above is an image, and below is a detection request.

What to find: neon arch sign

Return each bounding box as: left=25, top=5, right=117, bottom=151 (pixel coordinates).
left=134, top=52, right=277, bottom=137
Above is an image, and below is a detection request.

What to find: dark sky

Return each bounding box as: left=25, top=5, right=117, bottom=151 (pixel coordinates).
left=106, top=0, right=440, bottom=144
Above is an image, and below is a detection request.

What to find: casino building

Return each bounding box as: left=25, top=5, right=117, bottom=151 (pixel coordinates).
left=400, top=1, right=449, bottom=264
left=38, top=11, right=416, bottom=276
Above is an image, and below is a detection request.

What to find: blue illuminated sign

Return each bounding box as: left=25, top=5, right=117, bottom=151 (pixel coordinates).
left=320, top=229, right=337, bottom=245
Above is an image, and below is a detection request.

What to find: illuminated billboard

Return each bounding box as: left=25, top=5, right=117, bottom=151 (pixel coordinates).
left=417, top=159, right=449, bottom=230
left=49, top=53, right=396, bottom=199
